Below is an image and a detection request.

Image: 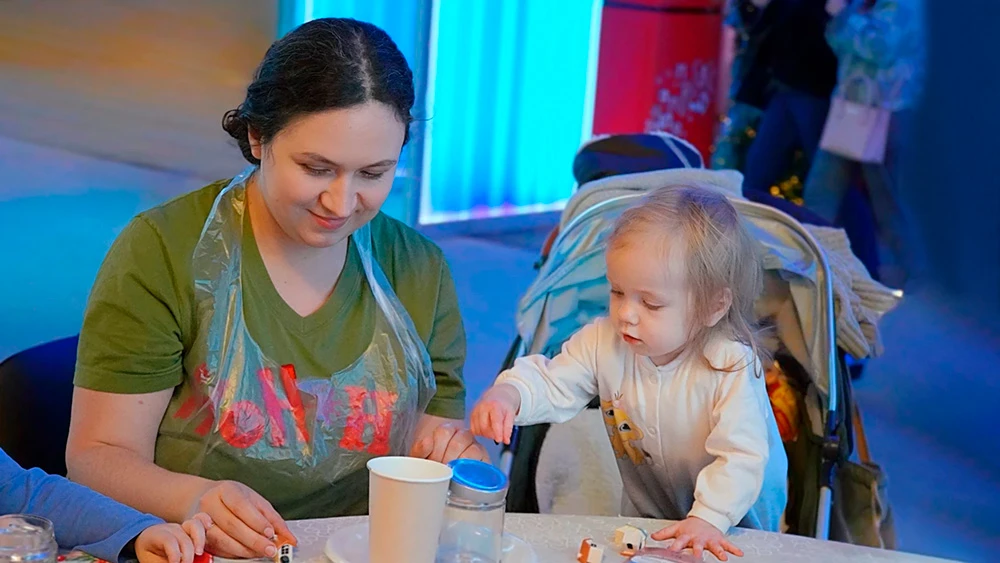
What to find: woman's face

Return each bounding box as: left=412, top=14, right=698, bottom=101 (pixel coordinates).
left=249, top=102, right=406, bottom=249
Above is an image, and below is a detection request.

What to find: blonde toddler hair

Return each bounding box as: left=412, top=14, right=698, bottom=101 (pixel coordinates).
left=607, top=184, right=766, bottom=375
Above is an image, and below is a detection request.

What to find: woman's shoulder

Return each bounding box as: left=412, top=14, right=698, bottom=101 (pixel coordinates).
left=363, top=214, right=456, bottom=341
left=139, top=179, right=228, bottom=240
left=115, top=179, right=228, bottom=264
left=100, top=179, right=229, bottom=295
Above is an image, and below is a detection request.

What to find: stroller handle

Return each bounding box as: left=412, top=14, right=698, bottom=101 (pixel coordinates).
left=730, top=198, right=839, bottom=416
left=731, top=197, right=840, bottom=542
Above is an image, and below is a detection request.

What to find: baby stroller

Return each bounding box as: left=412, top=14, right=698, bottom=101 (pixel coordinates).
left=496, top=133, right=895, bottom=546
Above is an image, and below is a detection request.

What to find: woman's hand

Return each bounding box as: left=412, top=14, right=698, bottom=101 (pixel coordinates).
left=187, top=481, right=297, bottom=559
left=409, top=419, right=490, bottom=464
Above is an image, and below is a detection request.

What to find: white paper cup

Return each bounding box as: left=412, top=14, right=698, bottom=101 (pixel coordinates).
left=367, top=456, right=453, bottom=563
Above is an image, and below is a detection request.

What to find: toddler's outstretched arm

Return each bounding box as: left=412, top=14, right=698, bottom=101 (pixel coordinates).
left=471, top=321, right=604, bottom=442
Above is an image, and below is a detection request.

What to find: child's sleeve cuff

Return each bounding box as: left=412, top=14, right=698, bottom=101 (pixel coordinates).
left=688, top=502, right=734, bottom=534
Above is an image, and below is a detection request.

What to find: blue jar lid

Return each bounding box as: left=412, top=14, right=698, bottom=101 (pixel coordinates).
left=447, top=459, right=508, bottom=505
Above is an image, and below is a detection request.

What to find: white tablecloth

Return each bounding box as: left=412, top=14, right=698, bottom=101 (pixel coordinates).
left=287, top=514, right=955, bottom=563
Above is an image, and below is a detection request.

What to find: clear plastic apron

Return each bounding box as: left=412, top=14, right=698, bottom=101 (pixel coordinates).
left=165, top=167, right=436, bottom=482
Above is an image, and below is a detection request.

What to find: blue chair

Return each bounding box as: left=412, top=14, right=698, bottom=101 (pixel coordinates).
left=0, top=336, right=79, bottom=476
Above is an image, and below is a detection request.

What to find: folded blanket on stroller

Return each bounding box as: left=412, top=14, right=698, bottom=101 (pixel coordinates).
left=804, top=226, right=901, bottom=359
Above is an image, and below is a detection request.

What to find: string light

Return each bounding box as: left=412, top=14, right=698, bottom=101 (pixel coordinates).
left=712, top=110, right=808, bottom=203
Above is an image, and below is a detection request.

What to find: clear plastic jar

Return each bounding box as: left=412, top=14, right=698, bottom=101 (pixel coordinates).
left=0, top=515, right=57, bottom=563
left=436, top=459, right=508, bottom=563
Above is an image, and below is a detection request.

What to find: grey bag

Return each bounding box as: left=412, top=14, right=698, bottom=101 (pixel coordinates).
left=830, top=405, right=896, bottom=549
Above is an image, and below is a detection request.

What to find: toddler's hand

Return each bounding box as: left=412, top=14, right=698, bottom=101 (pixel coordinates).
left=651, top=516, right=744, bottom=561
left=470, top=384, right=521, bottom=444
left=135, top=513, right=212, bottom=563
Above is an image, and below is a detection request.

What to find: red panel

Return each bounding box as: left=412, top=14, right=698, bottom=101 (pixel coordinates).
left=593, top=0, right=725, bottom=161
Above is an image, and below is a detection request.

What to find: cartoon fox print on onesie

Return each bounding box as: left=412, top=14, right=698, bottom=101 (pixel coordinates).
left=600, top=398, right=627, bottom=459
left=601, top=394, right=650, bottom=465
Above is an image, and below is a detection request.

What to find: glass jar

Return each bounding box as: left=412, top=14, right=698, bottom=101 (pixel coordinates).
left=436, top=459, right=508, bottom=563
left=0, top=515, right=57, bottom=563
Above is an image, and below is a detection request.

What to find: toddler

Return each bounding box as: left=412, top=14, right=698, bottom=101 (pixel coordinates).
left=472, top=185, right=788, bottom=561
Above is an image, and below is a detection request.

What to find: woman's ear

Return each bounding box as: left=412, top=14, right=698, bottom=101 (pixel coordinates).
left=706, top=288, right=733, bottom=328
left=248, top=128, right=263, bottom=161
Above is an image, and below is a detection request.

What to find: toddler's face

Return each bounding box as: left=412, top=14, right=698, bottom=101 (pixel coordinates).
left=606, top=236, right=694, bottom=366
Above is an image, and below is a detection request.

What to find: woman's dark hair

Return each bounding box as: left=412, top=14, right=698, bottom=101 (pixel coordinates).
left=222, top=18, right=415, bottom=164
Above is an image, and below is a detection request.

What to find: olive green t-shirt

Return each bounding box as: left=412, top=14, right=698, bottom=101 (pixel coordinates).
left=74, top=179, right=467, bottom=518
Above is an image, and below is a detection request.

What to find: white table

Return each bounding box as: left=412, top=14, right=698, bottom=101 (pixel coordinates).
left=287, top=514, right=956, bottom=563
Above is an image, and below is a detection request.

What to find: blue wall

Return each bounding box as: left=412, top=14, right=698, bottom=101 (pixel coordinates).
left=908, top=0, right=1000, bottom=320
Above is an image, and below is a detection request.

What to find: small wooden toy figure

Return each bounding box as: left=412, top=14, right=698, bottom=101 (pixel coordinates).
left=273, top=530, right=297, bottom=563
left=614, top=525, right=648, bottom=556
left=276, top=542, right=293, bottom=563
left=577, top=538, right=605, bottom=563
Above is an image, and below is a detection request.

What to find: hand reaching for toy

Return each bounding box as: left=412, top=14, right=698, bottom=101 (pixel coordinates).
left=135, top=513, right=212, bottom=563
left=470, top=384, right=522, bottom=444
left=651, top=517, right=744, bottom=561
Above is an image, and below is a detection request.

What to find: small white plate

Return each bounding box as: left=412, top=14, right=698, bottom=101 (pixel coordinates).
left=323, top=522, right=537, bottom=563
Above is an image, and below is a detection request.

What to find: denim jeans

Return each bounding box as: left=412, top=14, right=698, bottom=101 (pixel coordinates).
left=740, top=87, right=882, bottom=279
left=742, top=88, right=831, bottom=195
left=804, top=111, right=923, bottom=286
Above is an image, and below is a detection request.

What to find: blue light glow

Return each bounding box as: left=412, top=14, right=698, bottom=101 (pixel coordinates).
left=421, top=1, right=599, bottom=224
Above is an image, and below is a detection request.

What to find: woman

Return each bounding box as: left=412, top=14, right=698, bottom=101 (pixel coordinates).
left=804, top=0, right=925, bottom=287
left=65, top=18, right=487, bottom=560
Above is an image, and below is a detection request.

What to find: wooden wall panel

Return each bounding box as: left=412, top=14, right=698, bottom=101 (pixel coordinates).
left=0, top=0, right=277, bottom=180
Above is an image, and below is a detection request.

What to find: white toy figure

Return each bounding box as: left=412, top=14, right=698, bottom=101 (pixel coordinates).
left=577, top=538, right=605, bottom=563
left=614, top=525, right=648, bottom=556
left=277, top=542, right=293, bottom=563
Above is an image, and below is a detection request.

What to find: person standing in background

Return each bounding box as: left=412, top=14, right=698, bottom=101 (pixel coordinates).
left=713, top=0, right=809, bottom=212
left=804, top=0, right=926, bottom=288
left=737, top=0, right=840, bottom=197
left=724, top=0, right=884, bottom=280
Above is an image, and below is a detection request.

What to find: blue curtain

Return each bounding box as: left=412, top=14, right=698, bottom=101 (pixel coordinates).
left=421, top=1, right=599, bottom=224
